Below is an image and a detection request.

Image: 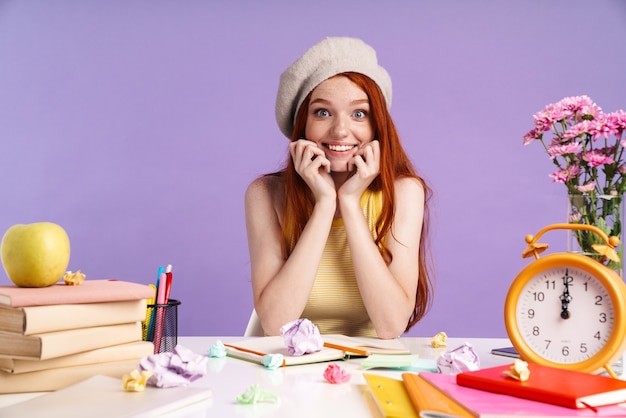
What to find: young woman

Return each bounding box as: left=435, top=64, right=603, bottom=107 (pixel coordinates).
left=245, top=37, right=433, bottom=339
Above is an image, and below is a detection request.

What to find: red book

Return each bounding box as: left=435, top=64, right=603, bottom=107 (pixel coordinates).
left=457, top=363, right=626, bottom=410
left=0, top=280, right=155, bottom=307
left=422, top=372, right=626, bottom=417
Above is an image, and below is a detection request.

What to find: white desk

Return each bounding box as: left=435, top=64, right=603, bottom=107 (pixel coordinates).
left=0, top=336, right=512, bottom=417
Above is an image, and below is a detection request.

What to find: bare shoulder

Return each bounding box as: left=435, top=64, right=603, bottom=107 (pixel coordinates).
left=245, top=175, right=285, bottom=216
left=246, top=175, right=282, bottom=197
left=394, top=177, right=425, bottom=203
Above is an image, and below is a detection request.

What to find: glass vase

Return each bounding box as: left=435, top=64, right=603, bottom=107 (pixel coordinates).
left=567, top=192, right=624, bottom=276
left=568, top=192, right=625, bottom=378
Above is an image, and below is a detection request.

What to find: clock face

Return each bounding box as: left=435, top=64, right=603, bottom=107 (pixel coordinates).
left=515, top=265, right=614, bottom=365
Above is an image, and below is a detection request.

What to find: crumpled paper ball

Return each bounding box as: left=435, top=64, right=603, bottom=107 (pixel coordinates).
left=323, top=364, right=351, bottom=384
left=437, top=342, right=480, bottom=374
left=63, top=270, right=86, bottom=286
left=208, top=340, right=227, bottom=358
left=262, top=354, right=284, bottom=369
left=430, top=331, right=447, bottom=348
left=139, top=345, right=208, bottom=388
left=122, top=369, right=153, bottom=392
left=503, top=359, right=530, bottom=382
left=280, top=318, right=323, bottom=356
left=235, top=384, right=280, bottom=404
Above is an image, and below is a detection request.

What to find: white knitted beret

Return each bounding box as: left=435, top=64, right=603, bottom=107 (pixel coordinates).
left=275, top=37, right=392, bottom=138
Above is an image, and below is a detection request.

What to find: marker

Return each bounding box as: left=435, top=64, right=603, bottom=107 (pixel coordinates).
left=153, top=272, right=168, bottom=353
left=142, top=284, right=157, bottom=341
left=164, top=264, right=173, bottom=302
left=155, top=265, right=165, bottom=289
left=147, top=266, right=164, bottom=342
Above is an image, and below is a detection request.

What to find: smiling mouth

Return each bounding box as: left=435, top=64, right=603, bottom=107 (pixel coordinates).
left=325, top=144, right=357, bottom=152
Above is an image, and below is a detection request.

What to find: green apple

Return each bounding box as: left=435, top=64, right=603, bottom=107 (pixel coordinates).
left=1, top=222, right=71, bottom=287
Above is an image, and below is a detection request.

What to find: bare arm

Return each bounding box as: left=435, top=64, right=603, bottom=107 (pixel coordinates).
left=340, top=177, right=425, bottom=339
left=245, top=141, right=336, bottom=335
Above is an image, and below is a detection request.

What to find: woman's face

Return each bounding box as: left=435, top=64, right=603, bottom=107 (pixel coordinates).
left=304, top=76, right=374, bottom=173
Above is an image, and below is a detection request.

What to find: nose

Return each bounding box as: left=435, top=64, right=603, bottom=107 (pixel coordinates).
left=330, top=115, right=349, bottom=138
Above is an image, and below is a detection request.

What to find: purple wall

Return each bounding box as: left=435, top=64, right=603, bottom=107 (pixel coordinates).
left=1, top=1, right=625, bottom=338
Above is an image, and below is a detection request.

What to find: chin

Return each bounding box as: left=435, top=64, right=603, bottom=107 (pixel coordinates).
left=330, top=164, right=349, bottom=173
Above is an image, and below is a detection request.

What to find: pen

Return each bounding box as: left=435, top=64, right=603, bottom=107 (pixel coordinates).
left=164, top=264, right=173, bottom=302
left=147, top=266, right=164, bottom=342
left=223, top=343, right=287, bottom=367
left=155, top=265, right=165, bottom=290
left=153, top=272, right=168, bottom=353
left=323, top=342, right=369, bottom=357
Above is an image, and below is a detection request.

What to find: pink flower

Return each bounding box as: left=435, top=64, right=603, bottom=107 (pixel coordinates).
left=547, top=141, right=582, bottom=158
left=576, top=181, right=596, bottom=193
left=523, top=128, right=541, bottom=145
left=532, top=106, right=562, bottom=132
left=559, top=95, right=593, bottom=110
left=561, top=120, right=593, bottom=141
left=557, top=95, right=602, bottom=121
left=583, top=150, right=614, bottom=167
left=323, top=364, right=351, bottom=384
left=549, top=165, right=581, bottom=183
left=533, top=96, right=601, bottom=131
left=589, top=114, right=621, bottom=140
left=612, top=110, right=626, bottom=132
left=569, top=212, right=581, bottom=222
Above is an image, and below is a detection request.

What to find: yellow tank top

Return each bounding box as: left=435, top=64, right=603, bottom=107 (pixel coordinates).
left=287, top=190, right=383, bottom=337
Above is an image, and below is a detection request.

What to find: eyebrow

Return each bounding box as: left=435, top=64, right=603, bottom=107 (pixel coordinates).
left=309, top=98, right=370, bottom=106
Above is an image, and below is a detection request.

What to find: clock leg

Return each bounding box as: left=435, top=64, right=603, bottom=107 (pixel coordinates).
left=604, top=364, right=618, bottom=379
left=615, top=353, right=626, bottom=380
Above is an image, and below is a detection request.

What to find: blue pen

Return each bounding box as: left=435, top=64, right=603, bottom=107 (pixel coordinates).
left=155, top=265, right=165, bottom=289
left=147, top=265, right=165, bottom=341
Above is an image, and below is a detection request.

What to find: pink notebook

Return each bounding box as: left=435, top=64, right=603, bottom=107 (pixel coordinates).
left=0, top=280, right=155, bottom=307
left=420, top=372, right=626, bottom=417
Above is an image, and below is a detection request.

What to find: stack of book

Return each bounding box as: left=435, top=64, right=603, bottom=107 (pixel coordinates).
left=0, top=280, right=156, bottom=393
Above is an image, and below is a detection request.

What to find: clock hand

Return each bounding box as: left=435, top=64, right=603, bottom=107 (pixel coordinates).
left=560, top=269, right=573, bottom=319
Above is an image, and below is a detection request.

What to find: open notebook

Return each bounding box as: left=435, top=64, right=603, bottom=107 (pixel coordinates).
left=224, top=334, right=410, bottom=367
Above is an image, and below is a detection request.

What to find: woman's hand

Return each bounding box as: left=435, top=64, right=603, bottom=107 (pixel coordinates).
left=338, top=140, right=380, bottom=201
left=289, top=139, right=336, bottom=202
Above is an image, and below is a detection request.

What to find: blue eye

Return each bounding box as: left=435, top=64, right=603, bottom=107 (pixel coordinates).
left=354, top=110, right=367, bottom=119
left=314, top=109, right=330, bottom=117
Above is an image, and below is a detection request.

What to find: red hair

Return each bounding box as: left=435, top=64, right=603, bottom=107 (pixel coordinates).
left=269, top=72, right=433, bottom=332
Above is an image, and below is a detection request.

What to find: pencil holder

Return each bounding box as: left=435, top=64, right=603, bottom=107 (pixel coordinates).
left=145, top=299, right=181, bottom=354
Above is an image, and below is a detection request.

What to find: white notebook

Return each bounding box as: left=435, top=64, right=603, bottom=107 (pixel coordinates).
left=0, top=375, right=212, bottom=417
